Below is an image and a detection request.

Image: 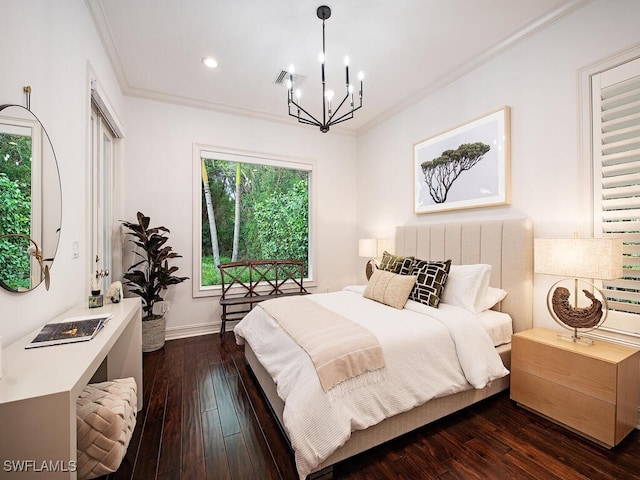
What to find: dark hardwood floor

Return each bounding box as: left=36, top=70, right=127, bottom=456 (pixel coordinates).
left=102, top=332, right=640, bottom=480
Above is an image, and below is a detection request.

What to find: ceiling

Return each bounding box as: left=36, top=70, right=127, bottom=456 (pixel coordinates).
left=86, top=0, right=587, bottom=135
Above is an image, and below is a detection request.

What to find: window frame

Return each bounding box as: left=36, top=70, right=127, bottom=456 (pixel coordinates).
left=90, top=102, right=115, bottom=292
left=580, top=44, right=640, bottom=342
left=191, top=144, right=316, bottom=298
left=88, top=72, right=124, bottom=294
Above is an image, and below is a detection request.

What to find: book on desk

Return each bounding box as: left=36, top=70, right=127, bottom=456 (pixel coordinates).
left=25, top=313, right=113, bottom=349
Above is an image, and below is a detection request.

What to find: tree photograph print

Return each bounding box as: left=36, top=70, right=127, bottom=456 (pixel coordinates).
left=413, top=107, right=510, bottom=214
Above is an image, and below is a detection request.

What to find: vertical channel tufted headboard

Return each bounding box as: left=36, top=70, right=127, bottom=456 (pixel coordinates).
left=395, top=218, right=533, bottom=333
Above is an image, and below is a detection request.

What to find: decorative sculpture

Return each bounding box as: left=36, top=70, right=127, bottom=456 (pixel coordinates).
left=106, top=281, right=123, bottom=304
left=551, top=286, right=603, bottom=329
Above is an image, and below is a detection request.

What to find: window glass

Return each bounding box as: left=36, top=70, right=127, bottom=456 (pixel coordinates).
left=196, top=148, right=312, bottom=291
left=90, top=103, right=116, bottom=292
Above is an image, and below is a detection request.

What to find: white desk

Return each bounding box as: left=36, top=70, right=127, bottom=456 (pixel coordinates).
left=0, top=298, right=142, bottom=479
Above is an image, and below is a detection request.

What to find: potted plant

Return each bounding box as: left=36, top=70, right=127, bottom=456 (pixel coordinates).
left=122, top=211, right=188, bottom=352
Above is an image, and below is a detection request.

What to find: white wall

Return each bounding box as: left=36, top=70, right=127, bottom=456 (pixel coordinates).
left=2, top=0, right=638, bottom=345
left=356, top=0, right=640, bottom=331
left=0, top=0, right=358, bottom=344
left=122, top=98, right=358, bottom=337
left=0, top=0, right=124, bottom=345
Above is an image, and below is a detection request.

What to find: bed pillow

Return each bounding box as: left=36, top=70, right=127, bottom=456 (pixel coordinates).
left=440, top=264, right=492, bottom=313
left=378, top=251, right=414, bottom=275
left=363, top=269, right=417, bottom=309
left=408, top=259, right=451, bottom=307
left=480, top=286, right=508, bottom=311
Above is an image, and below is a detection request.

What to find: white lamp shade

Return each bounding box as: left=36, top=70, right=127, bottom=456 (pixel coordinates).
left=358, top=238, right=377, bottom=258
left=534, top=237, right=623, bottom=280
left=358, top=238, right=391, bottom=258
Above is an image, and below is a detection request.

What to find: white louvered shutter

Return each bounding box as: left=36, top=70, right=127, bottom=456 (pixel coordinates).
left=593, top=57, right=640, bottom=321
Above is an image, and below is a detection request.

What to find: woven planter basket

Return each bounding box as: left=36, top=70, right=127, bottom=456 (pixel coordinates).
left=142, top=316, right=165, bottom=352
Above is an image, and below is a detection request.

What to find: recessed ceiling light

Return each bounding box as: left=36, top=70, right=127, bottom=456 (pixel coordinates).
left=202, top=57, right=218, bottom=69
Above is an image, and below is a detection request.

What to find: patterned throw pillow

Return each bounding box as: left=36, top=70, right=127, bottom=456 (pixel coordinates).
left=408, top=259, right=452, bottom=307
left=378, top=251, right=414, bottom=275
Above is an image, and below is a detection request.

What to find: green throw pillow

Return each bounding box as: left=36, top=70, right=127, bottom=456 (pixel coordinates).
left=379, top=251, right=414, bottom=275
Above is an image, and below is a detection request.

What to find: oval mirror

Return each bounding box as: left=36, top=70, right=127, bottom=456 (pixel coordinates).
left=0, top=104, right=61, bottom=292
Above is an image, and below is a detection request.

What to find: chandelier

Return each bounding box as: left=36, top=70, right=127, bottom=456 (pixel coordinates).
left=287, top=5, right=364, bottom=133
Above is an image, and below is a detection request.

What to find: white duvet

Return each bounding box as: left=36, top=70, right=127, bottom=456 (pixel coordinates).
left=234, top=287, right=509, bottom=479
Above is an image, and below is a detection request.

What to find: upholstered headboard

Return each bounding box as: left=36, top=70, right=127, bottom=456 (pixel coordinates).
left=395, top=218, right=533, bottom=333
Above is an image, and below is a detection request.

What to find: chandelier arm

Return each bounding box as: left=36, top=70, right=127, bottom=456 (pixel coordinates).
left=329, top=103, right=364, bottom=126
left=291, top=115, right=322, bottom=127
left=298, top=119, right=323, bottom=127
left=328, top=115, right=352, bottom=127
left=289, top=99, right=323, bottom=127
left=289, top=88, right=323, bottom=126
left=329, top=116, right=356, bottom=127
left=289, top=113, right=321, bottom=127
left=327, top=93, right=351, bottom=123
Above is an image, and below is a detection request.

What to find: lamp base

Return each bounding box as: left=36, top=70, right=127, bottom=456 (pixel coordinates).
left=556, top=330, right=594, bottom=346
left=365, top=259, right=376, bottom=280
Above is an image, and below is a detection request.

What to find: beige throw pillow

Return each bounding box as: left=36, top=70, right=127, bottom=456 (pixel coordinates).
left=364, top=269, right=417, bottom=309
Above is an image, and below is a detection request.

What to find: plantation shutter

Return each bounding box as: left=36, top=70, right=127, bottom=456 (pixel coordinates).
left=593, top=58, right=640, bottom=315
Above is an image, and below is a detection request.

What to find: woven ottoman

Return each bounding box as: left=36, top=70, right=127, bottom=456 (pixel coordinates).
left=76, top=377, right=137, bottom=480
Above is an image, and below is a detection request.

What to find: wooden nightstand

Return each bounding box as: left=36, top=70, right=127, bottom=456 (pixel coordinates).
left=510, top=327, right=640, bottom=448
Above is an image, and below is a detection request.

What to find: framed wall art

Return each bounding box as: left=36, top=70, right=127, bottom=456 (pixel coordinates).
left=413, top=106, right=510, bottom=214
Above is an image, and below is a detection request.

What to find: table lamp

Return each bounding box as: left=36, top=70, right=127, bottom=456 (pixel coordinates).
left=358, top=238, right=390, bottom=280
left=534, top=237, right=623, bottom=345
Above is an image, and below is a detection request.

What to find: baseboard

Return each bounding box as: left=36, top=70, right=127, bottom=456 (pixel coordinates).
left=164, top=317, right=245, bottom=341
left=164, top=321, right=221, bottom=340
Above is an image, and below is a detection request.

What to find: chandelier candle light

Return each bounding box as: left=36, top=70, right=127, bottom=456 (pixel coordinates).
left=287, top=5, right=364, bottom=133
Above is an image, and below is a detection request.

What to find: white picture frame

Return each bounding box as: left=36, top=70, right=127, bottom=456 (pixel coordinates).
left=413, top=106, right=511, bottom=214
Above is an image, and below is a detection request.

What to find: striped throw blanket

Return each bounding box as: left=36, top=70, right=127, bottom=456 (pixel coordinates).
left=259, top=296, right=385, bottom=391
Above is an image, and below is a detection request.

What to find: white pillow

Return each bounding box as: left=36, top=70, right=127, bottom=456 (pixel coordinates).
left=480, top=286, right=508, bottom=311
left=440, top=264, right=492, bottom=313
left=478, top=309, right=513, bottom=346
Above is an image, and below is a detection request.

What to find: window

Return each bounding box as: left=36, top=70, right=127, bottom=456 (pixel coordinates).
left=90, top=77, right=124, bottom=292
left=192, top=146, right=313, bottom=296
left=590, top=54, right=640, bottom=336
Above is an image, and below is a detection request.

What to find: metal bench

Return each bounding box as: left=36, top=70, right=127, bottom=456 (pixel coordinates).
left=218, top=259, right=308, bottom=336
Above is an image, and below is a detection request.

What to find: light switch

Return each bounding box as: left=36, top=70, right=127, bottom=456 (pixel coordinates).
left=72, top=241, right=80, bottom=259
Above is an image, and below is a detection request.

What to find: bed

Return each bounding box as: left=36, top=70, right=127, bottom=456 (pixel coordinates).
left=234, top=218, right=533, bottom=479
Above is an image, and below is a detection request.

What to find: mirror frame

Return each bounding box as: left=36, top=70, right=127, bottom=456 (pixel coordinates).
left=0, top=104, right=61, bottom=292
